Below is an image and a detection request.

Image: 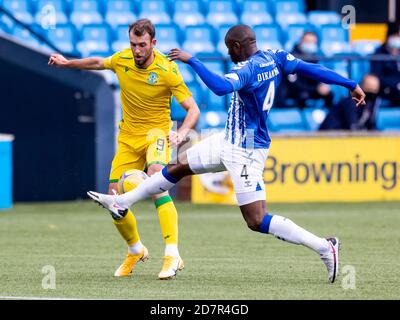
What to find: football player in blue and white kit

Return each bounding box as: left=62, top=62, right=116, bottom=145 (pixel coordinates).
left=88, top=25, right=366, bottom=283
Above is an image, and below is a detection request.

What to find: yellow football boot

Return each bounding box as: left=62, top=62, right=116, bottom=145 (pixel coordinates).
left=114, top=246, right=149, bottom=277
left=158, top=256, right=184, bottom=280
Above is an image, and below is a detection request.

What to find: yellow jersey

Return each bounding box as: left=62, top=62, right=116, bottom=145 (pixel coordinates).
left=104, top=48, right=192, bottom=134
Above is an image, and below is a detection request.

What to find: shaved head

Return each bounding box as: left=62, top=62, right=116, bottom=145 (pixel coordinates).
left=225, top=25, right=256, bottom=46
left=224, top=25, right=258, bottom=63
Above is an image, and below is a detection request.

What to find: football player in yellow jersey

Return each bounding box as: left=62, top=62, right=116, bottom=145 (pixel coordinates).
left=48, top=19, right=200, bottom=279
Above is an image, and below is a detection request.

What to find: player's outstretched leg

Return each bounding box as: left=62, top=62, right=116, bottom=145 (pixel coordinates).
left=240, top=200, right=340, bottom=283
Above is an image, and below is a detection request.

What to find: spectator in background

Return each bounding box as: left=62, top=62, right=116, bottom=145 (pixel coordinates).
left=278, top=32, right=334, bottom=109
left=319, top=74, right=381, bottom=131
left=371, top=26, right=400, bottom=106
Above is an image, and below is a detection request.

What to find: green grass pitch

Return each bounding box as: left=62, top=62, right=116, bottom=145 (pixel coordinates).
left=0, top=200, right=399, bottom=300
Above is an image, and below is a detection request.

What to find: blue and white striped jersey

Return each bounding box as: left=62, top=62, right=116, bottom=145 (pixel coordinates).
left=224, top=49, right=300, bottom=149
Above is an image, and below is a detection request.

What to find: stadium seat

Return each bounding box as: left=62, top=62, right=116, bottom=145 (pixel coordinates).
left=70, top=0, right=103, bottom=29
left=253, top=24, right=283, bottom=51
left=76, top=24, right=110, bottom=56
left=321, top=41, right=352, bottom=56
left=34, top=0, right=68, bottom=26
left=276, top=12, right=307, bottom=29
left=12, top=24, right=41, bottom=48
left=303, top=107, right=328, bottom=131
left=3, top=0, right=34, bottom=24
left=45, top=23, right=77, bottom=54
left=206, top=0, right=238, bottom=28
left=308, top=11, right=341, bottom=28
left=175, top=61, right=195, bottom=84
left=272, top=0, right=305, bottom=15
left=352, top=40, right=381, bottom=56
left=200, top=61, right=227, bottom=110
left=240, top=0, right=273, bottom=27
left=171, top=82, right=202, bottom=121
left=377, top=108, right=400, bottom=131
left=320, top=24, right=348, bottom=42
left=267, top=108, right=308, bottom=132
left=105, top=0, right=136, bottom=29
left=216, top=24, right=231, bottom=56
left=155, top=23, right=180, bottom=54
left=173, top=0, right=205, bottom=28
left=197, top=111, right=228, bottom=130
left=182, top=25, right=216, bottom=55
left=284, top=23, right=311, bottom=51
left=138, top=0, right=170, bottom=24
left=111, top=24, right=129, bottom=52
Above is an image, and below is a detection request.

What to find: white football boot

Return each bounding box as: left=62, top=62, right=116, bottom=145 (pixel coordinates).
left=87, top=190, right=128, bottom=220
left=320, top=237, right=340, bottom=283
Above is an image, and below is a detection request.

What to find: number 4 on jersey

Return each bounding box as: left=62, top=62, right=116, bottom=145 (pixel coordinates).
left=262, top=81, right=275, bottom=112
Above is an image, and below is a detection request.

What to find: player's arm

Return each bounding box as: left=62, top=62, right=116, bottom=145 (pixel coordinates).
left=293, top=61, right=366, bottom=107
left=168, top=49, right=234, bottom=96
left=169, top=96, right=200, bottom=147
left=48, top=53, right=106, bottom=70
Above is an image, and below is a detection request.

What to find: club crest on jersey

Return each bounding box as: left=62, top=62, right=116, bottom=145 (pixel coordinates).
left=147, top=72, right=158, bottom=85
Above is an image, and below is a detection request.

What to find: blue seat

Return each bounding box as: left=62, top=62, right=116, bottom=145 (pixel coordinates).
left=352, top=40, right=381, bottom=56
left=276, top=12, right=307, bottom=29
left=303, top=108, right=328, bottom=131
left=12, top=24, right=41, bottom=48
left=171, top=82, right=202, bottom=121
left=139, top=0, right=170, bottom=24
left=206, top=0, right=238, bottom=28
left=3, top=0, right=34, bottom=24
left=34, top=0, right=68, bottom=26
left=175, top=62, right=195, bottom=84
left=173, top=0, right=204, bottom=28
left=284, top=23, right=311, bottom=51
left=111, top=24, right=129, bottom=52
left=76, top=24, right=110, bottom=56
left=240, top=0, right=273, bottom=27
left=216, top=24, right=232, bottom=56
left=254, top=24, right=283, bottom=51
left=272, top=0, right=305, bottom=15
left=155, top=24, right=180, bottom=54
left=182, top=25, right=215, bottom=54
left=321, top=41, right=351, bottom=56
left=268, top=108, right=308, bottom=132
left=377, top=108, right=400, bottom=131
left=200, top=61, right=226, bottom=110
left=308, top=11, right=341, bottom=28
left=105, top=0, right=136, bottom=28
left=46, top=23, right=76, bottom=54
left=320, top=24, right=348, bottom=42
left=197, top=111, right=227, bottom=130
left=70, top=0, right=103, bottom=29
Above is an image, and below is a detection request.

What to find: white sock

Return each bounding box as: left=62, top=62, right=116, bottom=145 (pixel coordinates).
left=128, top=240, right=144, bottom=255
left=269, top=215, right=330, bottom=254
left=164, top=244, right=179, bottom=258
left=118, top=170, right=177, bottom=207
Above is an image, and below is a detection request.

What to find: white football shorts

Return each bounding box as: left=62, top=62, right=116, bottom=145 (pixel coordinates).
left=186, top=132, right=269, bottom=206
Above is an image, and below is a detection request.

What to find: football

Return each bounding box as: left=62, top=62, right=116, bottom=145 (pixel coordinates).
left=117, top=169, right=148, bottom=194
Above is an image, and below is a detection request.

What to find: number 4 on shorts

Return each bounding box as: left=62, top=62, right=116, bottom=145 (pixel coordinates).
left=241, top=165, right=249, bottom=180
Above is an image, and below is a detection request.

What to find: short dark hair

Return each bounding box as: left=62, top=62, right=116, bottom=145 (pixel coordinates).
left=128, top=19, right=156, bottom=39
